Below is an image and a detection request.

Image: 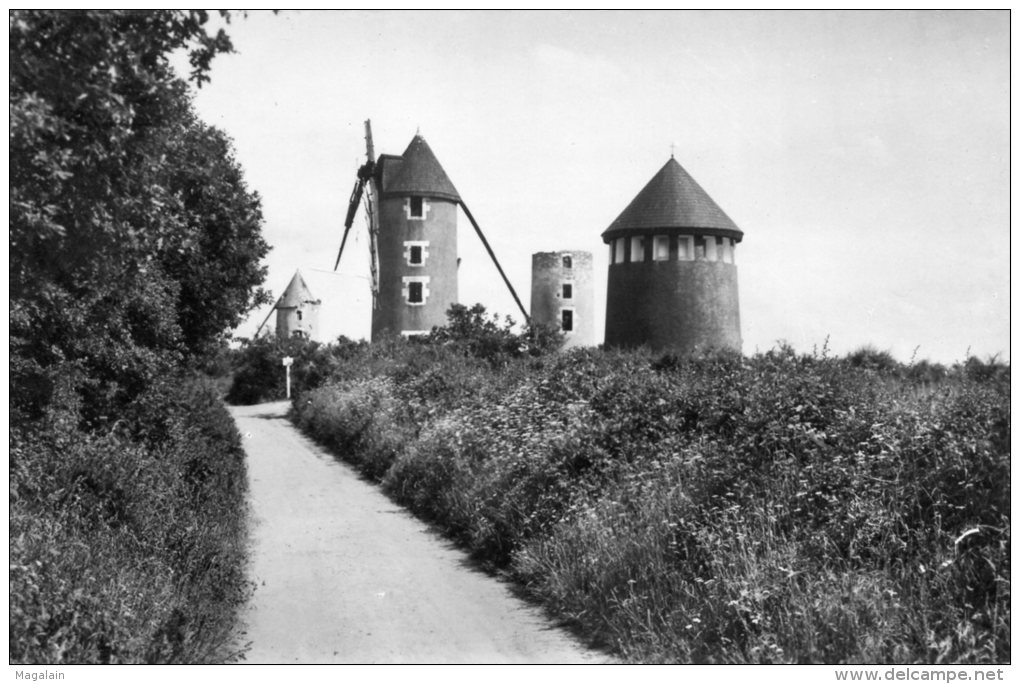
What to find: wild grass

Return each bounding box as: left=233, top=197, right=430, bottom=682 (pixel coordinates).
left=284, top=317, right=1009, bottom=663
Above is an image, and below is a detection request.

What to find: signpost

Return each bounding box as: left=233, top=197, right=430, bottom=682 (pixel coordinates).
left=282, top=356, right=294, bottom=399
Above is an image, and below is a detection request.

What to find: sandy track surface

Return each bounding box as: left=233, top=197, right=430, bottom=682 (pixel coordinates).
left=230, top=401, right=609, bottom=664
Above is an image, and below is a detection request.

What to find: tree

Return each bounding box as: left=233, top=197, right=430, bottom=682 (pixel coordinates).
left=158, top=112, right=271, bottom=358
left=10, top=10, right=270, bottom=422
left=426, top=303, right=564, bottom=364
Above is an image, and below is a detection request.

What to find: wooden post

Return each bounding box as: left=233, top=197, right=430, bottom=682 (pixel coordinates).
left=282, top=356, right=294, bottom=399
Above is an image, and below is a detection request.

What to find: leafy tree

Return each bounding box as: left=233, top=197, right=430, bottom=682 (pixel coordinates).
left=159, top=113, right=271, bottom=358
left=426, top=303, right=564, bottom=364
left=10, top=10, right=270, bottom=422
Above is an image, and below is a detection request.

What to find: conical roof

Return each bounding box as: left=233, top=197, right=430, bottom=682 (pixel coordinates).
left=277, top=270, right=318, bottom=308
left=602, top=157, right=742, bottom=242
left=382, top=134, right=461, bottom=202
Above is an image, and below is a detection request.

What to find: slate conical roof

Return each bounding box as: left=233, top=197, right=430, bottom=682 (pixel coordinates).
left=382, top=134, right=461, bottom=202
left=277, top=270, right=318, bottom=308
left=602, top=157, right=742, bottom=242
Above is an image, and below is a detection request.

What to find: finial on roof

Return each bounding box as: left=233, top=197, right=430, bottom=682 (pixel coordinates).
left=670, top=142, right=675, bottom=159
left=416, top=126, right=421, bottom=136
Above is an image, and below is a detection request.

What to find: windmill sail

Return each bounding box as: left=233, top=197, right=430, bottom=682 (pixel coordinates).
left=335, top=120, right=377, bottom=273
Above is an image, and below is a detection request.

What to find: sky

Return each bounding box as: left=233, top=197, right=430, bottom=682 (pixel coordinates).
left=185, top=10, right=1010, bottom=364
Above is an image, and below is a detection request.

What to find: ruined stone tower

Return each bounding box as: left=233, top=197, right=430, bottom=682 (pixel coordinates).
left=371, top=135, right=460, bottom=338
left=602, top=156, right=743, bottom=352
left=530, top=251, right=595, bottom=348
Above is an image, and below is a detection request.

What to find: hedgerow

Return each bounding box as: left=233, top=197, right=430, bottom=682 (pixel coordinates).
left=290, top=314, right=1009, bottom=663
left=10, top=10, right=267, bottom=665
left=10, top=377, right=251, bottom=663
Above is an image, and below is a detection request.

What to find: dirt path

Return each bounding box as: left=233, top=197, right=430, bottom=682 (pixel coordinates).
left=229, top=401, right=609, bottom=664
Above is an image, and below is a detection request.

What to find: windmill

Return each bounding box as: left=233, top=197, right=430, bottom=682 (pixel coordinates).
left=334, top=120, right=529, bottom=340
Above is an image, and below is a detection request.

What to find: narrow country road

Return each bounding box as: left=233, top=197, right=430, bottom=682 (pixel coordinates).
left=229, top=401, right=609, bottom=664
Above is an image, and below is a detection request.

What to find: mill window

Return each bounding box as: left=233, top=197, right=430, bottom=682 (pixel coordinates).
left=677, top=236, right=692, bottom=260
left=721, top=238, right=735, bottom=264
left=402, top=276, right=430, bottom=306
left=614, top=239, right=625, bottom=264
left=562, top=283, right=573, bottom=300
left=630, top=236, right=644, bottom=263
left=409, top=196, right=424, bottom=218
left=561, top=309, right=574, bottom=332
left=705, top=237, right=719, bottom=261
left=653, top=235, right=670, bottom=261
left=404, top=241, right=429, bottom=267
left=296, top=310, right=303, bottom=321
left=408, top=282, right=423, bottom=303
left=562, top=255, right=572, bottom=269
left=695, top=237, right=706, bottom=260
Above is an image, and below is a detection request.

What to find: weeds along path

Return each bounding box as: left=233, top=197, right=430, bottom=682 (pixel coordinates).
left=230, top=401, right=608, bottom=664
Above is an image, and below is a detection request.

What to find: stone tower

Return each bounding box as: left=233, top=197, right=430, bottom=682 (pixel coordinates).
left=530, top=251, right=594, bottom=349
left=275, top=270, right=321, bottom=341
left=602, top=156, right=743, bottom=352
left=371, top=134, right=460, bottom=339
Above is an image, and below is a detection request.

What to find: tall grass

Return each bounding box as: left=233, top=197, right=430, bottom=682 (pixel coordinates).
left=289, top=334, right=1009, bottom=663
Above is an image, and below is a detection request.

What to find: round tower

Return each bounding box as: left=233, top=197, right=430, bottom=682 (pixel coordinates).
left=275, top=270, right=321, bottom=340
left=602, top=156, right=743, bottom=353
left=371, top=134, right=460, bottom=339
left=530, top=251, right=595, bottom=349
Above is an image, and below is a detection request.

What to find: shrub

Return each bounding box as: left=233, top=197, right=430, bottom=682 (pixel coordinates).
left=295, top=378, right=414, bottom=480
left=846, top=345, right=901, bottom=373
left=10, top=377, right=250, bottom=664
left=291, top=320, right=1009, bottom=663
left=427, top=303, right=564, bottom=365
left=511, top=349, right=1009, bottom=663
left=226, top=334, right=364, bottom=405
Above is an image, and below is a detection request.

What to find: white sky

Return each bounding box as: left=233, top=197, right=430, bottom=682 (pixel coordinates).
left=186, top=10, right=1010, bottom=364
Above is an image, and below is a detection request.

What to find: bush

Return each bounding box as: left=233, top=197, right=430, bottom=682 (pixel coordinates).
left=9, top=10, right=266, bottom=665
left=427, top=303, right=564, bottom=364
left=10, top=377, right=251, bottom=664
left=291, top=339, right=1009, bottom=664
left=510, top=349, right=1009, bottom=663
left=294, top=378, right=414, bottom=480
left=226, top=335, right=366, bottom=405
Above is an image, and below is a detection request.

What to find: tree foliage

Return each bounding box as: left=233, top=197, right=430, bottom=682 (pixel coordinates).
left=426, top=303, right=564, bottom=364
left=10, top=11, right=268, bottom=663
left=10, top=10, right=270, bottom=422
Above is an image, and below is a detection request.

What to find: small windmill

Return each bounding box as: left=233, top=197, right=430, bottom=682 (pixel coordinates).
left=334, top=120, right=528, bottom=339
